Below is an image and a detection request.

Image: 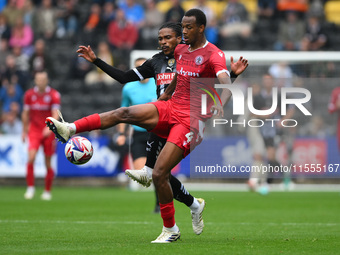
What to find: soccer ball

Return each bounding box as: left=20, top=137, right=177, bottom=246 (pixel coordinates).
left=64, top=136, right=93, bottom=165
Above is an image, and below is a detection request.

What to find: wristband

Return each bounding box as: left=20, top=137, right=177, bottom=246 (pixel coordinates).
left=230, top=71, right=238, bottom=79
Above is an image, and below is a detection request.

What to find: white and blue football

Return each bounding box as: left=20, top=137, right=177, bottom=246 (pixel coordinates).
left=64, top=136, right=93, bottom=165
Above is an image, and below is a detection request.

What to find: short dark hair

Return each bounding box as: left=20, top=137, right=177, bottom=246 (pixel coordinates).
left=135, top=57, right=147, bottom=66
left=184, top=8, right=207, bottom=27
left=159, top=22, right=182, bottom=38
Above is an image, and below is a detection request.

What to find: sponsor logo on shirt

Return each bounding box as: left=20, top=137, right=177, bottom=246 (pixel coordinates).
left=156, top=72, right=175, bottom=85
left=177, top=67, right=200, bottom=77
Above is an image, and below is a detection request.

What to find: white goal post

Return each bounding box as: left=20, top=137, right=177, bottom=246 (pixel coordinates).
left=131, top=50, right=340, bottom=68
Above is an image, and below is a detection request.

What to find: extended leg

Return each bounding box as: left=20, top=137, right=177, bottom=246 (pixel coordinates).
left=46, top=104, right=159, bottom=143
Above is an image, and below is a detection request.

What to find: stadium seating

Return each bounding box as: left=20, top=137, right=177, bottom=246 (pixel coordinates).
left=325, top=1, right=340, bottom=25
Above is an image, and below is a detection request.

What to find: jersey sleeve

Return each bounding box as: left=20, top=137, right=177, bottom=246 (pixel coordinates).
left=134, top=58, right=155, bottom=80
left=210, top=50, right=229, bottom=77
left=328, top=88, right=340, bottom=113
left=51, top=90, right=61, bottom=110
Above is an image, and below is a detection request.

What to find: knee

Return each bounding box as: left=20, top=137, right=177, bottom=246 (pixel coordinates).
left=152, top=169, right=169, bottom=187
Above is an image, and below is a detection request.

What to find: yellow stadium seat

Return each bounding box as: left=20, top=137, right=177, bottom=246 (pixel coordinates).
left=325, top=1, right=340, bottom=24
left=156, top=0, right=257, bottom=21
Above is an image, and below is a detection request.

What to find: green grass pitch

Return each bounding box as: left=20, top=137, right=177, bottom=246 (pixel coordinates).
left=0, top=187, right=339, bottom=254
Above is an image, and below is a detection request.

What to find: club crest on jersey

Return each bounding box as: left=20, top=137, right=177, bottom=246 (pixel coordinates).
left=195, top=55, right=204, bottom=65
left=44, top=95, right=51, bottom=103
left=168, top=58, right=175, bottom=67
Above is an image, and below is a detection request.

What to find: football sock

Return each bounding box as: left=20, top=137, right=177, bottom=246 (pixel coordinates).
left=189, top=197, right=200, bottom=212
left=26, top=163, right=34, bottom=187
left=74, top=114, right=101, bottom=134
left=45, top=168, right=54, bottom=191
left=159, top=201, right=176, bottom=228
left=144, top=166, right=153, bottom=179
left=164, top=223, right=179, bottom=232
left=145, top=133, right=166, bottom=169
left=69, top=123, right=76, bottom=133
left=170, top=175, right=194, bottom=207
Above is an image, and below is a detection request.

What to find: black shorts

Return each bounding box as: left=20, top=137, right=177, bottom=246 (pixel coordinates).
left=263, top=137, right=275, bottom=148
left=131, top=131, right=148, bottom=160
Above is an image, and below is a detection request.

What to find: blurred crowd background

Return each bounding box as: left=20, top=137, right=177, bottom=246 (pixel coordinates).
left=0, top=0, right=340, bottom=138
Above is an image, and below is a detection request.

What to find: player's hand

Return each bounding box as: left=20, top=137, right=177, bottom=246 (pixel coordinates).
left=158, top=93, right=171, bottom=101
left=116, top=135, right=126, bottom=146
left=210, top=105, right=224, bottom=117
left=230, top=56, right=248, bottom=76
left=77, top=45, right=97, bottom=63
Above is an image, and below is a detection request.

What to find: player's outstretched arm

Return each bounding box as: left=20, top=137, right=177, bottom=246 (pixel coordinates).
left=76, top=45, right=140, bottom=84
left=210, top=72, right=232, bottom=117
left=230, top=56, right=248, bottom=76
left=77, top=45, right=97, bottom=62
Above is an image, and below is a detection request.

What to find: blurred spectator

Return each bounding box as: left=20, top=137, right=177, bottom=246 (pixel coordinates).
left=0, top=75, right=24, bottom=114
left=268, top=62, right=294, bottom=87
left=257, top=0, right=277, bottom=20
left=274, top=11, right=305, bottom=51
left=101, top=1, right=116, bottom=31
left=193, top=0, right=214, bottom=25
left=23, top=0, right=35, bottom=26
left=56, top=0, right=79, bottom=39
left=16, top=0, right=27, bottom=9
left=300, top=13, right=328, bottom=51
left=82, top=2, right=103, bottom=45
left=220, top=0, right=252, bottom=39
left=1, top=104, right=22, bottom=134
left=0, top=0, right=6, bottom=12
left=0, top=13, right=11, bottom=42
left=0, top=39, right=11, bottom=71
left=12, top=46, right=30, bottom=74
left=140, top=0, right=164, bottom=48
left=107, top=8, right=138, bottom=69
left=193, top=0, right=219, bottom=44
left=309, top=0, right=325, bottom=19
left=85, top=41, right=115, bottom=86
left=92, top=0, right=112, bottom=5
left=277, top=0, right=308, bottom=18
left=299, top=115, right=331, bottom=138
left=9, top=16, right=34, bottom=55
left=29, top=39, right=54, bottom=78
left=84, top=3, right=101, bottom=34
left=32, top=0, right=58, bottom=40
left=165, top=0, right=185, bottom=23
left=1, top=54, right=27, bottom=89
left=2, top=0, right=24, bottom=27
left=328, top=86, right=340, bottom=151
left=68, top=54, right=92, bottom=80
left=118, top=0, right=145, bottom=28
left=310, top=61, right=336, bottom=78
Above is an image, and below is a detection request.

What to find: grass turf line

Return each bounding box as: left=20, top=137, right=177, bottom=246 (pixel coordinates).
left=0, top=187, right=339, bottom=254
